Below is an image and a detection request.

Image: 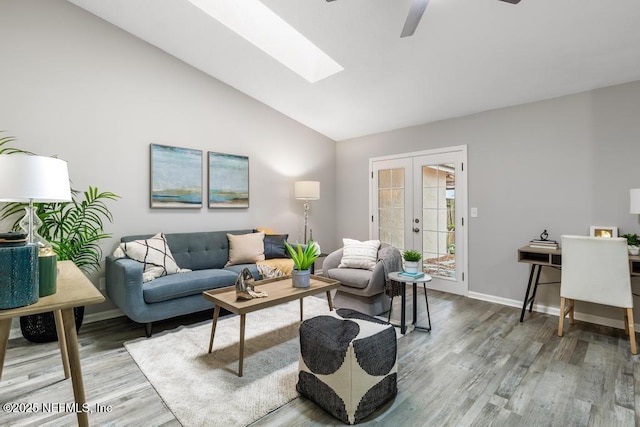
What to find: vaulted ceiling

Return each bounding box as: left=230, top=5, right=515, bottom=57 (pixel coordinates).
left=67, top=0, right=640, bottom=141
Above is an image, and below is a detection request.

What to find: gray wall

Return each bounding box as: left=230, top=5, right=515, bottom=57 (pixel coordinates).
left=0, top=0, right=337, bottom=315
left=336, top=81, right=640, bottom=321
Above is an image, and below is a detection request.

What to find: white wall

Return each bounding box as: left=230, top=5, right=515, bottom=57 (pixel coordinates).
left=0, top=0, right=337, bottom=314
left=337, top=81, right=640, bottom=322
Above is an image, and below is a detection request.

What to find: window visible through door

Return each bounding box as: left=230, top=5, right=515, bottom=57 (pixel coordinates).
left=371, top=146, right=468, bottom=296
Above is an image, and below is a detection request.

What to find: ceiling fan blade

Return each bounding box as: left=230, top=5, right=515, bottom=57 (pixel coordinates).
left=400, top=0, right=430, bottom=38
left=498, top=0, right=521, bottom=4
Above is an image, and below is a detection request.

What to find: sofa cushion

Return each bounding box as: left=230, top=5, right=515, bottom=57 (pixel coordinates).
left=226, top=232, right=265, bottom=266
left=115, top=232, right=190, bottom=282
left=263, top=234, right=289, bottom=259
left=143, top=269, right=238, bottom=304
left=339, top=238, right=380, bottom=270
left=326, top=268, right=372, bottom=289
left=222, top=264, right=261, bottom=280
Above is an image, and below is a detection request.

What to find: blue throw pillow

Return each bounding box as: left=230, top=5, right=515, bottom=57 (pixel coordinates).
left=264, top=234, right=289, bottom=259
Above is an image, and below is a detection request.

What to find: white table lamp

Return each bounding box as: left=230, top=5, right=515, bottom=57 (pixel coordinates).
left=295, top=181, right=320, bottom=243
left=0, top=154, right=72, bottom=296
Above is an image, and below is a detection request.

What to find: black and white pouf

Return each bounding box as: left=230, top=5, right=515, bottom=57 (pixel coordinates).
left=297, top=308, right=398, bottom=424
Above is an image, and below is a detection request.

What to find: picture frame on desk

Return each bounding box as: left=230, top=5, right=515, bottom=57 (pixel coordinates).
left=590, top=226, right=618, bottom=238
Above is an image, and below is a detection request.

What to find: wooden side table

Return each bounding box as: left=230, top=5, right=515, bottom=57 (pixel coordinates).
left=0, top=261, right=104, bottom=427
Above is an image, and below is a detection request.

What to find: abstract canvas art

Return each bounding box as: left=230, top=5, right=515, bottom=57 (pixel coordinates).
left=208, top=152, right=249, bottom=208
left=150, top=144, right=202, bottom=208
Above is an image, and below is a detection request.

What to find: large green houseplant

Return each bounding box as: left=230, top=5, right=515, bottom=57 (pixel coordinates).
left=0, top=134, right=119, bottom=341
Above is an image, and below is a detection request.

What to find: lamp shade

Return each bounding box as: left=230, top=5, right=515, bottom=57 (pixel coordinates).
left=295, top=181, right=320, bottom=200
left=631, top=189, right=640, bottom=214
left=0, top=154, right=71, bottom=202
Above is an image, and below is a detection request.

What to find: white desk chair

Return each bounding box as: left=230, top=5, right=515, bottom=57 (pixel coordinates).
left=558, top=235, right=637, bottom=354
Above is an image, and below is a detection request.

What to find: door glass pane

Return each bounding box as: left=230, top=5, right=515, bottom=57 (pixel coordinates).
left=422, top=164, right=456, bottom=278
left=378, top=168, right=404, bottom=249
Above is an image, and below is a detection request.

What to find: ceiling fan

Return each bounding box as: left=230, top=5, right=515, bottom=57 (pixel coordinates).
left=326, top=0, right=522, bottom=38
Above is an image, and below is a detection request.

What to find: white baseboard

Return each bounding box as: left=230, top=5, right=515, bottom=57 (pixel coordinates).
left=467, top=291, right=635, bottom=331
left=82, top=289, right=635, bottom=332
left=84, top=308, right=124, bottom=324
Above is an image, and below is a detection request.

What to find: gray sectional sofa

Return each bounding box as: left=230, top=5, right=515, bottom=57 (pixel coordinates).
left=105, top=229, right=265, bottom=337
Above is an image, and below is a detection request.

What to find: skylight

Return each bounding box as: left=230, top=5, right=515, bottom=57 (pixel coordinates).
left=187, top=0, right=343, bottom=83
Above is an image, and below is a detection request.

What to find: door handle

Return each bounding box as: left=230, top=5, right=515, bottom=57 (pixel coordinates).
left=413, top=227, right=420, bottom=233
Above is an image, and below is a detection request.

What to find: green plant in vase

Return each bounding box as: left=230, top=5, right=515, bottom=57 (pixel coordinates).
left=622, top=233, right=640, bottom=255
left=285, top=240, right=320, bottom=288
left=402, top=249, right=422, bottom=273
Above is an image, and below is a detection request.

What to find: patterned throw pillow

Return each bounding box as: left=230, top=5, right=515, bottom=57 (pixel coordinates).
left=113, top=232, right=189, bottom=282
left=339, top=238, right=381, bottom=270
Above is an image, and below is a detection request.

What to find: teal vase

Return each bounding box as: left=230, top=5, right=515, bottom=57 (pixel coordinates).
left=0, top=244, right=39, bottom=309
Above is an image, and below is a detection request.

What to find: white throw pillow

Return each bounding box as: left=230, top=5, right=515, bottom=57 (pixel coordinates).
left=339, top=238, right=381, bottom=270
left=226, top=232, right=266, bottom=266
left=113, top=232, right=189, bottom=282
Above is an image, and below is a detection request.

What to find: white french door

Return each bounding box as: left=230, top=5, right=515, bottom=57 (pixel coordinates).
left=370, top=146, right=468, bottom=296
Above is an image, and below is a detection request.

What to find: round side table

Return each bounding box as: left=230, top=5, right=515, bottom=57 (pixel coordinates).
left=388, top=271, right=433, bottom=334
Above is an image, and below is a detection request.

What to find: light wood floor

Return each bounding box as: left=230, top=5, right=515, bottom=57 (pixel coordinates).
left=2, top=289, right=639, bottom=426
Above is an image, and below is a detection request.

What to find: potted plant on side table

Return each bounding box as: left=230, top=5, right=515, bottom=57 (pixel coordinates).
left=285, top=240, right=320, bottom=288
left=622, top=233, right=640, bottom=256
left=403, top=249, right=422, bottom=274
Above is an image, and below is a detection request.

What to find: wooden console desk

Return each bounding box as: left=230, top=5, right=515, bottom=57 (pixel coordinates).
left=517, top=246, right=640, bottom=322
left=0, top=261, right=104, bottom=427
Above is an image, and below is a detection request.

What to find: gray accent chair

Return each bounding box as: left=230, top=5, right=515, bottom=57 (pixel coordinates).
left=323, top=243, right=399, bottom=316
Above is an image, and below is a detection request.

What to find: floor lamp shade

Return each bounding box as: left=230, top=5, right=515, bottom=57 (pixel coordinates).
left=0, top=154, right=72, bottom=300
left=631, top=189, right=640, bottom=214
left=295, top=181, right=320, bottom=200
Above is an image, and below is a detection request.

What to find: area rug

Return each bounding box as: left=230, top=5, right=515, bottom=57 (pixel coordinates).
left=124, top=296, right=333, bottom=427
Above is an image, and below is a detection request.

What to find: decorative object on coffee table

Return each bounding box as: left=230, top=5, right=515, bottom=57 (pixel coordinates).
left=235, top=267, right=268, bottom=300
left=297, top=308, right=398, bottom=424
left=285, top=240, right=320, bottom=288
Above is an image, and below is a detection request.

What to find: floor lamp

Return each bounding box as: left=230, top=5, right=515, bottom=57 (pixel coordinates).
left=295, top=181, right=320, bottom=243
left=0, top=154, right=71, bottom=296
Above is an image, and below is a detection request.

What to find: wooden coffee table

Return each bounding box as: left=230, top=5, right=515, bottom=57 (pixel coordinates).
left=203, top=275, right=340, bottom=377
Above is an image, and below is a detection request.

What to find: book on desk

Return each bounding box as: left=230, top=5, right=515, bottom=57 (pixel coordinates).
left=529, top=239, right=559, bottom=250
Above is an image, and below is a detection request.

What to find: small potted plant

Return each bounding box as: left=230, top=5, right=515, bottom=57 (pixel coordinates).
left=285, top=240, right=320, bottom=288
left=622, top=233, right=640, bottom=256
left=402, top=249, right=422, bottom=273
